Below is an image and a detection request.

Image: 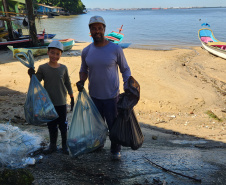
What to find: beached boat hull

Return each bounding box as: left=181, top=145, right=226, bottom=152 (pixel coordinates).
left=105, top=26, right=124, bottom=44
left=21, top=34, right=56, bottom=40
left=44, top=38, right=75, bottom=46
left=0, top=34, right=44, bottom=48
left=201, top=42, right=226, bottom=60
left=8, top=39, right=75, bottom=57
left=105, top=32, right=124, bottom=44
left=198, top=28, right=226, bottom=60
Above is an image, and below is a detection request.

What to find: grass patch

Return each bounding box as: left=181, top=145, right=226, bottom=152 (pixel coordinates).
left=205, top=110, right=222, bottom=122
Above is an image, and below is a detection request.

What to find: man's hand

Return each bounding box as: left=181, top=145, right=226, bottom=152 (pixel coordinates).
left=28, top=68, right=35, bottom=78
left=125, top=89, right=132, bottom=96
left=76, top=80, right=84, bottom=92
left=70, top=97, right=74, bottom=111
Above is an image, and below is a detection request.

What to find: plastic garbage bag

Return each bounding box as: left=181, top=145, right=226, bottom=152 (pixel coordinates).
left=110, top=109, right=143, bottom=150
left=15, top=50, right=58, bottom=125
left=110, top=76, right=144, bottom=150
left=24, top=75, right=59, bottom=125
left=67, top=89, right=108, bottom=158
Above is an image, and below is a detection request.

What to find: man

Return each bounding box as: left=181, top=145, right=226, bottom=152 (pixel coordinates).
left=76, top=15, right=131, bottom=160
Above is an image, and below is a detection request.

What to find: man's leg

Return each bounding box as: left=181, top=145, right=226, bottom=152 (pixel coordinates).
left=91, top=97, right=121, bottom=158
left=102, top=97, right=121, bottom=154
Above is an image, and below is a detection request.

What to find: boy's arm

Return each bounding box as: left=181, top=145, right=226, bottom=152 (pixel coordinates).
left=64, top=67, right=73, bottom=96
left=28, top=68, right=35, bottom=78
left=27, top=66, right=43, bottom=82
left=64, top=68, right=74, bottom=111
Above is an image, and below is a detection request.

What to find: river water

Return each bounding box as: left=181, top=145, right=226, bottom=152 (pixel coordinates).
left=34, top=8, right=226, bottom=49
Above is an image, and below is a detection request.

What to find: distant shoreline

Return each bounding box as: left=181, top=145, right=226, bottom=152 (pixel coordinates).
left=87, top=7, right=226, bottom=12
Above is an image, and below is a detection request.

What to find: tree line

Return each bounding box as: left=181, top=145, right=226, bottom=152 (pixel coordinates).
left=34, top=0, right=86, bottom=14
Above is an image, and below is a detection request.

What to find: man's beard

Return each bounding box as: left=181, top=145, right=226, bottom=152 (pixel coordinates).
left=93, top=33, right=105, bottom=43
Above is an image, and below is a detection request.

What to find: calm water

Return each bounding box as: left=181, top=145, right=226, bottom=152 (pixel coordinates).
left=34, top=8, right=226, bottom=49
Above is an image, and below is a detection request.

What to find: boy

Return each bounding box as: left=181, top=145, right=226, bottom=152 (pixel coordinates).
left=28, top=40, right=74, bottom=155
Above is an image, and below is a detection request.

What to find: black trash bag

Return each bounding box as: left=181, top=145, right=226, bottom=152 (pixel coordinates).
left=110, top=76, right=144, bottom=150
left=111, top=109, right=143, bottom=150
left=117, top=76, right=140, bottom=111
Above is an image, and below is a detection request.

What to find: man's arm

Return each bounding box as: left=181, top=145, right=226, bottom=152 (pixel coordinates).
left=117, top=48, right=131, bottom=90
left=76, top=72, right=88, bottom=92
left=79, top=72, right=88, bottom=82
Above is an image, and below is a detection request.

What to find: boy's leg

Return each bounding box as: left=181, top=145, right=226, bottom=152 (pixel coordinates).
left=43, top=112, right=59, bottom=154
left=57, top=105, right=68, bottom=154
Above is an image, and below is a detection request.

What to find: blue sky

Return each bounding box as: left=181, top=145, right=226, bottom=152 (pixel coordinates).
left=81, top=0, right=226, bottom=9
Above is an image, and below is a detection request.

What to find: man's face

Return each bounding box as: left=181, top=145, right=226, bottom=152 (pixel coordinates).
left=90, top=23, right=105, bottom=43
left=47, top=48, right=62, bottom=63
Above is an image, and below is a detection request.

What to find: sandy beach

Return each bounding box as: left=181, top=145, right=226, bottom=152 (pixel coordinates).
left=0, top=42, right=225, bottom=143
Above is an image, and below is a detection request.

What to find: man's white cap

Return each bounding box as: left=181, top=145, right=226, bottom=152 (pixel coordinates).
left=48, top=40, right=63, bottom=52
left=89, top=16, right=106, bottom=26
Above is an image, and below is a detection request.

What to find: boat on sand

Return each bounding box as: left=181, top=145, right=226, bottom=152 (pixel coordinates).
left=198, top=28, right=226, bottom=60
left=8, top=39, right=75, bottom=57
left=105, top=25, right=124, bottom=44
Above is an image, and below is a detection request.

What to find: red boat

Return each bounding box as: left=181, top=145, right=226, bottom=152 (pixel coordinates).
left=0, top=33, right=44, bottom=48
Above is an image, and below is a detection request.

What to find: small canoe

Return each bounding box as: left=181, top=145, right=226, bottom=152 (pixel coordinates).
left=8, top=38, right=75, bottom=57
left=44, top=38, right=75, bottom=46
left=21, top=33, right=56, bottom=39
left=0, top=34, right=44, bottom=47
left=44, top=34, right=56, bottom=39
left=105, top=25, right=124, bottom=44
left=198, top=28, right=226, bottom=60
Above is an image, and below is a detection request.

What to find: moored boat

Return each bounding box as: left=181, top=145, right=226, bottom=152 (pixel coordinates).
left=198, top=28, right=226, bottom=60
left=0, top=34, right=44, bottom=48
left=8, top=38, right=75, bottom=57
left=105, top=25, right=124, bottom=44
left=44, top=38, right=74, bottom=46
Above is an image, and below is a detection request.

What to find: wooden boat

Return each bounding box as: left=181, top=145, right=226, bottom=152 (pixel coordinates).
left=105, top=25, right=124, bottom=44
left=0, top=28, right=8, bottom=38
left=22, top=33, right=56, bottom=39
left=0, top=34, right=44, bottom=48
left=8, top=38, right=75, bottom=57
left=44, top=34, right=56, bottom=39
left=22, top=30, right=56, bottom=39
left=198, top=28, right=226, bottom=59
left=44, top=38, right=74, bottom=46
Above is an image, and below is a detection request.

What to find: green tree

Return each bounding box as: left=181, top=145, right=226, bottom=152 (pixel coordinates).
left=34, top=0, right=86, bottom=14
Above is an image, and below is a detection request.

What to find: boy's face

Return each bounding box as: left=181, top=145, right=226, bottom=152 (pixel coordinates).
left=47, top=48, right=62, bottom=63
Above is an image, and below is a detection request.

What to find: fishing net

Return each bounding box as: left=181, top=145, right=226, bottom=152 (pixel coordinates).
left=0, top=123, right=42, bottom=168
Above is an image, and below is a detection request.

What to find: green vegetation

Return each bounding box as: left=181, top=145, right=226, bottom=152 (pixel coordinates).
left=205, top=110, right=222, bottom=122
left=35, top=0, right=86, bottom=14
left=0, top=169, right=34, bottom=185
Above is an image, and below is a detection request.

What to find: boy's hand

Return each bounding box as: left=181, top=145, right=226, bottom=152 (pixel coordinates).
left=28, top=68, right=35, bottom=78
left=76, top=80, right=84, bottom=92
left=70, top=97, right=74, bottom=111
